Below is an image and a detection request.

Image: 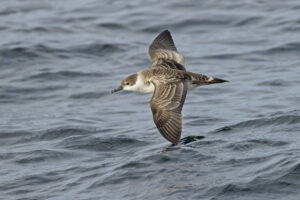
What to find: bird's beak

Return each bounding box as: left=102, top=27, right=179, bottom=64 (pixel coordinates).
left=111, top=86, right=123, bottom=94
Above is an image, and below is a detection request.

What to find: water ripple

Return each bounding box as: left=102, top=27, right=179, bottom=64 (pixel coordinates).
left=1, top=0, right=300, bottom=199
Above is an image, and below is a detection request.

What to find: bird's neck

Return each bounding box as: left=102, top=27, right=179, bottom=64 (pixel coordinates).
left=133, top=73, right=155, bottom=93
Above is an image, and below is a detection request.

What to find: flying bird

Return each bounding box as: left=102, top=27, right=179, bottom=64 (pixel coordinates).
left=111, top=30, right=228, bottom=144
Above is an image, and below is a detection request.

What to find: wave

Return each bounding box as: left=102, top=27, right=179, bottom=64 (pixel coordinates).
left=0, top=45, right=69, bottom=63
left=200, top=41, right=300, bottom=61
left=0, top=126, right=112, bottom=145
left=0, top=3, right=51, bottom=16
left=256, top=79, right=291, bottom=87
left=69, top=91, right=108, bottom=99
left=138, top=14, right=264, bottom=34
left=0, top=42, right=127, bottom=63
left=58, top=135, right=148, bottom=151
left=225, top=139, right=289, bottom=152
left=38, top=126, right=101, bottom=140
left=0, top=47, right=41, bottom=60
left=13, top=26, right=73, bottom=34
left=0, top=130, right=33, bottom=139
left=71, top=43, right=128, bottom=57
left=186, top=116, right=225, bottom=126
left=260, top=42, right=300, bottom=55
left=14, top=149, right=74, bottom=164
left=27, top=71, right=106, bottom=81
left=96, top=22, right=127, bottom=30
left=215, top=114, right=300, bottom=133
left=0, top=85, right=65, bottom=103
left=207, top=162, right=300, bottom=199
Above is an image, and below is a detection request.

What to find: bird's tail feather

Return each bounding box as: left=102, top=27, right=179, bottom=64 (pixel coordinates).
left=208, top=77, right=228, bottom=84
left=191, top=77, right=228, bottom=85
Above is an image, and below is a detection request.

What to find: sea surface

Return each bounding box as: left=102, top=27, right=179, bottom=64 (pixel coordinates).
left=1, top=0, right=300, bottom=200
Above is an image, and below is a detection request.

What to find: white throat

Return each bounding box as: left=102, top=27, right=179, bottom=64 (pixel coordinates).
left=135, top=74, right=155, bottom=93
left=124, top=73, right=155, bottom=93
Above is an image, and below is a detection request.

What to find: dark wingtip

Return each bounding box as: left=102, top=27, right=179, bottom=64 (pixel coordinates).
left=149, top=30, right=177, bottom=52
left=157, top=30, right=172, bottom=40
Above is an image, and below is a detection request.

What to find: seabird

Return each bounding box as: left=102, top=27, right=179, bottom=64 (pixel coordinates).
left=111, top=30, right=228, bottom=144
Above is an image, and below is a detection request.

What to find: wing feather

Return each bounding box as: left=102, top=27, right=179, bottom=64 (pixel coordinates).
left=148, top=30, right=185, bottom=71
left=150, top=81, right=187, bottom=144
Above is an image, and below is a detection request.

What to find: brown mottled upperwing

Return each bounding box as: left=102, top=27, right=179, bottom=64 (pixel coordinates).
left=150, top=79, right=187, bottom=144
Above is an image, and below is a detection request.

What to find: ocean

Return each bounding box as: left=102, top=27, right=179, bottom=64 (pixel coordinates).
left=1, top=0, right=300, bottom=199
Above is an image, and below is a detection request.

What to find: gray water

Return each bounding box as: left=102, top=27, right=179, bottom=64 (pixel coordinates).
left=1, top=0, right=300, bottom=200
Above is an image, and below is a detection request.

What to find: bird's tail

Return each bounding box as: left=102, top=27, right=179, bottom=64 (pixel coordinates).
left=191, top=76, right=228, bottom=85
left=208, top=77, right=228, bottom=84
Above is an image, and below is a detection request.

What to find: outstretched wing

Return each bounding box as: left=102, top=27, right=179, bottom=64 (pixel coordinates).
left=150, top=80, right=187, bottom=144
left=148, top=30, right=186, bottom=71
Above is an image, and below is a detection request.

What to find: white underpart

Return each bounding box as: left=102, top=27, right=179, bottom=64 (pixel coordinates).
left=187, top=82, right=198, bottom=90
left=187, top=76, right=214, bottom=90
left=123, top=73, right=155, bottom=93
left=208, top=76, right=214, bottom=81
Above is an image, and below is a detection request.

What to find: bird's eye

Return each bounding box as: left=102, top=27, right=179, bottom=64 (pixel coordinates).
left=125, top=82, right=129, bottom=85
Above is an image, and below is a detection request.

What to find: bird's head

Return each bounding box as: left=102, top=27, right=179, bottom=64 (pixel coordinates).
left=111, top=73, right=138, bottom=93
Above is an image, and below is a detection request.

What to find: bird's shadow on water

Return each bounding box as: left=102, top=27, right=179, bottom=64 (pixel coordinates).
left=162, top=135, right=205, bottom=152
left=179, top=135, right=205, bottom=144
